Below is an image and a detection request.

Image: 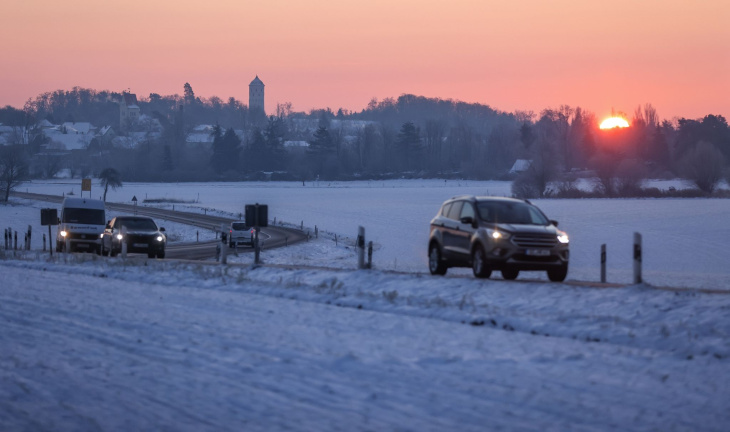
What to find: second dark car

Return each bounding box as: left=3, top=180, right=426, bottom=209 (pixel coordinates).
left=101, top=216, right=166, bottom=258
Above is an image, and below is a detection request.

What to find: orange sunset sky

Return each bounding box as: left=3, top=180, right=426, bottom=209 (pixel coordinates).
left=1, top=0, right=728, bottom=121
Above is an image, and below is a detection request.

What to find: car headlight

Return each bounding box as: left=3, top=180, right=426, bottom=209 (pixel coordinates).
left=156, top=236, right=164, bottom=242
left=116, top=234, right=123, bottom=240
left=60, top=231, right=67, bottom=237
left=99, top=234, right=104, bottom=239
left=557, top=231, right=569, bottom=244
left=486, top=228, right=510, bottom=241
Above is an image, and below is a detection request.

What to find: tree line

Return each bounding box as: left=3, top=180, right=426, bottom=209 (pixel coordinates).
left=1, top=85, right=729, bottom=201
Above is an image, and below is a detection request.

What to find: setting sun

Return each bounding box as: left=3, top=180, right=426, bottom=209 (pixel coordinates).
left=599, top=117, right=630, bottom=129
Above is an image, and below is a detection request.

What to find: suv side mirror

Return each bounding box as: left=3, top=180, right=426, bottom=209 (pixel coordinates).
left=550, top=220, right=559, bottom=227
left=460, top=216, right=474, bottom=226
left=159, top=227, right=165, bottom=232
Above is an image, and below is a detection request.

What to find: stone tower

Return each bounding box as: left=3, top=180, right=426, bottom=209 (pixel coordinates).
left=249, top=75, right=265, bottom=114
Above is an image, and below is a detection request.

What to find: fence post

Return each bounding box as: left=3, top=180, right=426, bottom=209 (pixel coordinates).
left=315, top=225, right=318, bottom=238
left=43, top=233, right=47, bottom=252
left=357, top=226, right=365, bottom=269
left=14, top=231, right=18, bottom=250
left=26, top=225, right=32, bottom=250
left=254, top=228, right=260, bottom=265
left=600, top=244, right=606, bottom=283
left=367, top=241, right=373, bottom=269
left=220, top=223, right=228, bottom=264
left=633, top=232, right=642, bottom=284
left=121, top=226, right=128, bottom=258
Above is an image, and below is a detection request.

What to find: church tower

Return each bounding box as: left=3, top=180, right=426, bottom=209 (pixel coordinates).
left=249, top=75, right=265, bottom=114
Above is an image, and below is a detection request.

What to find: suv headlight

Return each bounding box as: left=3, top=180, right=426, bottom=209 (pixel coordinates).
left=116, top=234, right=123, bottom=240
left=60, top=231, right=67, bottom=237
left=557, top=231, right=569, bottom=244
left=156, top=236, right=164, bottom=242
left=486, top=228, right=510, bottom=241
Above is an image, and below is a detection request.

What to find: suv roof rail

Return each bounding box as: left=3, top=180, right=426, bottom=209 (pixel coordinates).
left=450, top=194, right=474, bottom=200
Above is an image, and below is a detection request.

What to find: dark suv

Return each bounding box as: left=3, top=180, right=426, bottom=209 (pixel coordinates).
left=428, top=196, right=569, bottom=281
left=101, top=216, right=167, bottom=258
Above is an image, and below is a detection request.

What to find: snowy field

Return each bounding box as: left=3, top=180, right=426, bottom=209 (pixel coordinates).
left=1, top=256, right=729, bottom=431
left=14, top=178, right=730, bottom=290
left=2, top=179, right=730, bottom=431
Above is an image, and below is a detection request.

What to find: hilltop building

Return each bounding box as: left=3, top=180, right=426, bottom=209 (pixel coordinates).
left=249, top=76, right=265, bottom=114
left=119, top=92, right=140, bottom=132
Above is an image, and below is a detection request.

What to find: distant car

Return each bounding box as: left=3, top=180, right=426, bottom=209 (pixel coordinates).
left=101, top=216, right=166, bottom=258
left=428, top=196, right=569, bottom=281
left=228, top=221, right=254, bottom=248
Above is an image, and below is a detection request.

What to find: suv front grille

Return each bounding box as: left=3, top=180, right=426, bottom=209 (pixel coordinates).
left=511, top=233, right=557, bottom=248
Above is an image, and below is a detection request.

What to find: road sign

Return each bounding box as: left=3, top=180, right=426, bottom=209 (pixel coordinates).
left=245, top=204, right=268, bottom=228
left=81, top=178, right=92, bottom=192
left=40, top=208, right=58, bottom=226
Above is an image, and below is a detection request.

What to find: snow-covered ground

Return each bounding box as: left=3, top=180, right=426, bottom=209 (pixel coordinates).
left=14, top=179, right=730, bottom=290
left=1, top=256, right=729, bottom=431
left=2, top=180, right=730, bottom=431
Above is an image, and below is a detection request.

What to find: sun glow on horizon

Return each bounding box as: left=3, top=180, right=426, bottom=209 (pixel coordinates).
left=599, top=117, right=630, bottom=129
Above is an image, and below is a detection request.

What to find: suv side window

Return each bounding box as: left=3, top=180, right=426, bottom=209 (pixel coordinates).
left=460, top=202, right=475, bottom=221
left=446, top=201, right=463, bottom=220
left=440, top=203, right=452, bottom=217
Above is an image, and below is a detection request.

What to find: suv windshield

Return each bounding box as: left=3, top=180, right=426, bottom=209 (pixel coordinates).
left=476, top=201, right=549, bottom=225
left=117, top=218, right=157, bottom=231
left=63, top=208, right=105, bottom=225
left=231, top=222, right=248, bottom=231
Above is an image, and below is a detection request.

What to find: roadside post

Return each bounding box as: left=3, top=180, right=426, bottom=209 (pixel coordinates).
left=26, top=225, right=32, bottom=250
left=121, top=226, right=128, bottom=258
left=357, top=226, right=365, bottom=269
left=246, top=203, right=268, bottom=266
left=633, top=232, right=642, bottom=284
left=600, top=244, right=606, bottom=283
left=43, top=234, right=46, bottom=252
left=367, top=241, right=373, bottom=269
left=132, top=196, right=138, bottom=215
left=220, top=223, right=228, bottom=264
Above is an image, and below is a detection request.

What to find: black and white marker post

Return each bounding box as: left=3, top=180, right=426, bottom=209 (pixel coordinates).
left=633, top=232, right=642, bottom=284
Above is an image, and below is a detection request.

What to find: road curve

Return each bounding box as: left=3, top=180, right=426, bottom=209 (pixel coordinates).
left=12, top=191, right=308, bottom=260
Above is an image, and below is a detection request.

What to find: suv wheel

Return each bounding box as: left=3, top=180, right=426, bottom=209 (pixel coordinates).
left=501, top=269, right=519, bottom=280
left=547, top=265, right=568, bottom=282
left=428, top=244, right=447, bottom=275
left=472, top=246, right=492, bottom=279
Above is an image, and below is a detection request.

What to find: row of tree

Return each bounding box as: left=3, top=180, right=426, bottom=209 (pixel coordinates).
left=2, top=85, right=729, bottom=199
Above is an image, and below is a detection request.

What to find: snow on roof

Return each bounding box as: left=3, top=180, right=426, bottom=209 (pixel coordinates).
left=509, top=159, right=532, bottom=173
left=62, top=122, right=95, bottom=135
left=45, top=129, right=91, bottom=150
left=284, top=140, right=310, bottom=148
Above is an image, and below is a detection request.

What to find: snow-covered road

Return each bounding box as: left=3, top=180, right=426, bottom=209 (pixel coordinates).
left=2, top=257, right=728, bottom=431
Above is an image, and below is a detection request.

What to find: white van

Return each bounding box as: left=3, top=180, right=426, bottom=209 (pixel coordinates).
left=56, top=197, right=106, bottom=253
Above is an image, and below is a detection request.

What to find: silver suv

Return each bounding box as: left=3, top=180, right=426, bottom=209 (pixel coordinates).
left=228, top=221, right=254, bottom=248
left=428, top=196, right=570, bottom=281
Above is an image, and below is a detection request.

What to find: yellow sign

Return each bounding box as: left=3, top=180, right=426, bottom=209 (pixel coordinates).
left=81, top=178, right=92, bottom=192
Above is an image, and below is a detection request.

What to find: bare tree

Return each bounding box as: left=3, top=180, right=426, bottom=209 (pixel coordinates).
left=681, top=141, right=725, bottom=194
left=590, top=152, right=619, bottom=197
left=511, top=141, right=561, bottom=198
left=0, top=145, right=28, bottom=202
left=615, top=159, right=646, bottom=196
